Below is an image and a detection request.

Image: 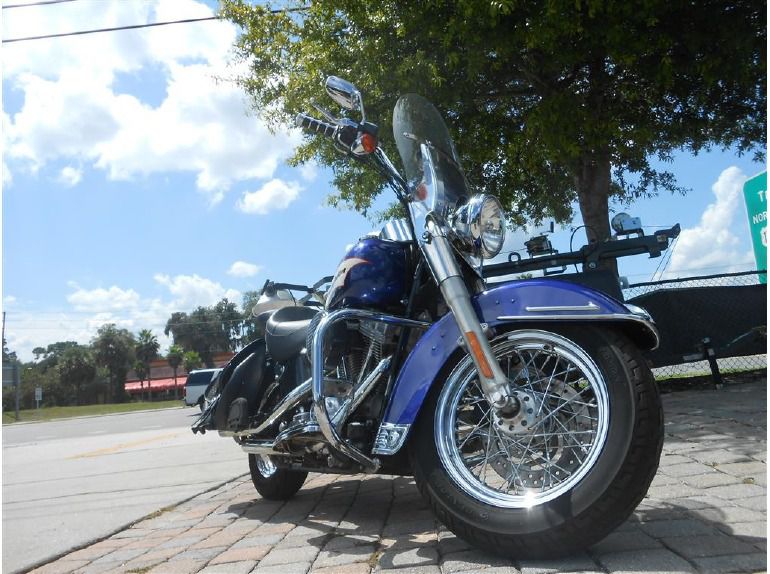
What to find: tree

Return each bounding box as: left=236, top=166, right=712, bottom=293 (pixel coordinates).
left=133, top=360, right=148, bottom=402
left=92, top=324, right=135, bottom=403
left=222, top=0, right=765, bottom=268
left=58, top=346, right=96, bottom=406
left=167, top=344, right=184, bottom=399
left=241, top=290, right=263, bottom=344
left=135, top=329, right=160, bottom=401
left=3, top=337, right=17, bottom=363
left=164, top=299, right=244, bottom=366
left=31, top=341, right=79, bottom=373
left=183, top=351, right=203, bottom=374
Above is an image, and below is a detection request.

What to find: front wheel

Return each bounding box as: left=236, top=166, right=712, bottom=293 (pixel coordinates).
left=248, top=454, right=308, bottom=500
left=410, top=326, right=663, bottom=559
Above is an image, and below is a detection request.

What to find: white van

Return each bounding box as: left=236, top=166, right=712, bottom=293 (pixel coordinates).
left=184, top=368, right=221, bottom=409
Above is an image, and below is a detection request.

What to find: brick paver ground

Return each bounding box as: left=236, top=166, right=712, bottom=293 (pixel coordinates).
left=27, top=378, right=766, bottom=574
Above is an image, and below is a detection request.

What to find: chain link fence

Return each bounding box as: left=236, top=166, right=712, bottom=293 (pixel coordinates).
left=623, top=270, right=766, bottom=381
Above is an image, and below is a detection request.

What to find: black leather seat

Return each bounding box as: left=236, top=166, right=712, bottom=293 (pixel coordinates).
left=265, top=305, right=319, bottom=363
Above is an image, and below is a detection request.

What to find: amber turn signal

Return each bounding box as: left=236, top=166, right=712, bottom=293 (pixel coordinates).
left=360, top=132, right=377, bottom=153
left=465, top=331, right=494, bottom=378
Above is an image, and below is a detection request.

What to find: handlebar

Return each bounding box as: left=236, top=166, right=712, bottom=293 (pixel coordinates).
left=295, top=113, right=337, bottom=138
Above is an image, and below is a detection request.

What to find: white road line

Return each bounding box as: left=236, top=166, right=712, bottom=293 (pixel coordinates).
left=87, top=430, right=106, bottom=435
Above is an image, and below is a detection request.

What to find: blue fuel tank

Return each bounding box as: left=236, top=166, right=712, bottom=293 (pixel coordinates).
left=326, top=237, right=411, bottom=312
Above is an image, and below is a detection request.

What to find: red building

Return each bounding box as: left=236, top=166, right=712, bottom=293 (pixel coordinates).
left=124, top=352, right=234, bottom=398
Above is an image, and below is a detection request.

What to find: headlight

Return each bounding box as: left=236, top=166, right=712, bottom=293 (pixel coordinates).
left=451, top=194, right=507, bottom=258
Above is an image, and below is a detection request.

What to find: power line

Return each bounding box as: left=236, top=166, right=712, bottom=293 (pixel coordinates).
left=2, top=0, right=78, bottom=9
left=3, top=5, right=309, bottom=43
left=3, top=15, right=220, bottom=43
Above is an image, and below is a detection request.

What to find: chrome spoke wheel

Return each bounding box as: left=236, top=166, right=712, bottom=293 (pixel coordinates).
left=435, top=329, right=609, bottom=508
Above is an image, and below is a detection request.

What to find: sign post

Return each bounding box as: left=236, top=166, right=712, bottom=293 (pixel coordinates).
left=35, top=387, right=42, bottom=409
left=743, top=171, right=767, bottom=284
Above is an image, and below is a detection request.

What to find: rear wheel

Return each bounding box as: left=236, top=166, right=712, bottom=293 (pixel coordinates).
left=248, top=454, right=308, bottom=500
left=410, top=326, right=663, bottom=559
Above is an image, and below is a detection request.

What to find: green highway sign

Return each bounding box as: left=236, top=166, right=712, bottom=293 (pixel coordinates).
left=743, top=171, right=767, bottom=284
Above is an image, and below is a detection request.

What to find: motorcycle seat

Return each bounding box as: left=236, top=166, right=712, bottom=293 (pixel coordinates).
left=265, top=305, right=319, bottom=362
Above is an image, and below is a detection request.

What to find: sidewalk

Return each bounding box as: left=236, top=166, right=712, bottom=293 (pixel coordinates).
left=28, top=379, right=766, bottom=574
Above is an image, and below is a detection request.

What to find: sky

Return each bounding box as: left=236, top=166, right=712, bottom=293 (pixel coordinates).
left=2, top=0, right=766, bottom=362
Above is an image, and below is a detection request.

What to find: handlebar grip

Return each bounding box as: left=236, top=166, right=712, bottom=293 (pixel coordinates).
left=295, top=113, right=337, bottom=137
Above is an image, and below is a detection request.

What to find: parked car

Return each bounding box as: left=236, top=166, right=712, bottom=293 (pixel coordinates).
left=184, top=369, right=221, bottom=410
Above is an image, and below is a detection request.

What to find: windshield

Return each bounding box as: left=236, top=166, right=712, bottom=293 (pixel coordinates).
left=393, top=94, right=470, bottom=224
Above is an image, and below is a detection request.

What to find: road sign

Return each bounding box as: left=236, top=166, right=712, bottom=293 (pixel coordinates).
left=35, top=387, right=42, bottom=401
left=2, top=364, right=19, bottom=386
left=743, top=171, right=767, bottom=284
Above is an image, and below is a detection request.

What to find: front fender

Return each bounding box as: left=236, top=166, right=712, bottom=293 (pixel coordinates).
left=374, top=279, right=657, bottom=454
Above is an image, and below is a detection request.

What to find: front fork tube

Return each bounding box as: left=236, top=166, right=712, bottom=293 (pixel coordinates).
left=421, top=221, right=512, bottom=408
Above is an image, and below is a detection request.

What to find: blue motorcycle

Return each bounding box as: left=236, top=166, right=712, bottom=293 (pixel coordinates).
left=193, top=77, right=664, bottom=558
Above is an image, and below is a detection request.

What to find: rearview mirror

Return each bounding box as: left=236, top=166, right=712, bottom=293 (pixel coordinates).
left=325, top=76, right=365, bottom=121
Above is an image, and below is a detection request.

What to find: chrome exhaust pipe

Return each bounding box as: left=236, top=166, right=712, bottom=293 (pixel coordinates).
left=225, top=378, right=312, bottom=438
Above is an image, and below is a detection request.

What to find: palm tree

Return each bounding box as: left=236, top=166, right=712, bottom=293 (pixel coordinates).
left=135, top=329, right=160, bottom=401
left=167, top=345, right=184, bottom=400
left=183, top=351, right=202, bottom=375
left=134, top=360, right=148, bottom=402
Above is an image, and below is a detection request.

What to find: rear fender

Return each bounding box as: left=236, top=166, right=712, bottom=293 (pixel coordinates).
left=373, top=278, right=658, bottom=455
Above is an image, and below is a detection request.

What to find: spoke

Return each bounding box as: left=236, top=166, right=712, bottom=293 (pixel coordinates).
left=456, top=404, right=493, bottom=451
left=535, top=357, right=565, bottom=416
left=491, top=424, right=524, bottom=493
left=479, top=427, right=495, bottom=484
left=509, top=426, right=541, bottom=481
left=535, top=387, right=594, bottom=428
left=515, top=429, right=597, bottom=439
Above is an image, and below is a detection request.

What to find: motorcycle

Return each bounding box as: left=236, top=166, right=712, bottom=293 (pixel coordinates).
left=193, top=76, right=664, bottom=558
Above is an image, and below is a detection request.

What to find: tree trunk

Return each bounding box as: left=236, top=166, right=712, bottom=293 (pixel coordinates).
left=574, top=150, right=618, bottom=276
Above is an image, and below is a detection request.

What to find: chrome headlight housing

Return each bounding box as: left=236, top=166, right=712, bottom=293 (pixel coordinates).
left=451, top=194, right=507, bottom=258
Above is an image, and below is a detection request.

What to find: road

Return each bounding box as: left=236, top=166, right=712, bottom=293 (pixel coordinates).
left=2, top=407, right=247, bottom=574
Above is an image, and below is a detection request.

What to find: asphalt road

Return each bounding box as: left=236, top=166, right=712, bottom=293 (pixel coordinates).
left=2, top=406, right=248, bottom=574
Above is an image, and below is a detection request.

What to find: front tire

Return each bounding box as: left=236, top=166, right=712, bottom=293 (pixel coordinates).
left=410, top=326, right=663, bottom=559
left=248, top=454, right=308, bottom=500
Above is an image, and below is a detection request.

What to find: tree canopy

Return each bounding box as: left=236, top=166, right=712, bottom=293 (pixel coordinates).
left=92, top=324, right=135, bottom=402
left=57, top=346, right=96, bottom=406
left=164, top=299, right=243, bottom=366
left=221, top=0, right=765, bottom=246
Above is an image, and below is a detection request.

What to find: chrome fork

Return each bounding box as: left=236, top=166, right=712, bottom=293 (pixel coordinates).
left=420, top=220, right=515, bottom=410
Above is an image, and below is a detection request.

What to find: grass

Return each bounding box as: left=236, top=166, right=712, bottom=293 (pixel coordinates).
left=2, top=399, right=185, bottom=424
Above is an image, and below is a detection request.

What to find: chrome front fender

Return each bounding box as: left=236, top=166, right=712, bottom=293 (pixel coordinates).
left=372, top=278, right=658, bottom=455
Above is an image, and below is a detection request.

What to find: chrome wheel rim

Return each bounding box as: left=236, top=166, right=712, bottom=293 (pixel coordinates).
left=435, top=330, right=609, bottom=508
left=255, top=455, right=277, bottom=478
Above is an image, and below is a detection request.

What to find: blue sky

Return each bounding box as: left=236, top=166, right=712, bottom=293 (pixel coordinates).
left=2, top=0, right=765, bottom=361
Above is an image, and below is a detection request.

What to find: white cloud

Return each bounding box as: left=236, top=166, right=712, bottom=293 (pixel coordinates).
left=237, top=178, right=302, bottom=215
left=2, top=161, right=12, bottom=186
left=6, top=272, right=245, bottom=360
left=154, top=273, right=241, bottom=309
left=665, top=166, right=755, bottom=277
left=2, top=0, right=300, bottom=203
left=67, top=285, right=142, bottom=312
left=299, top=161, right=319, bottom=182
left=58, top=166, right=83, bottom=187
left=227, top=261, right=263, bottom=277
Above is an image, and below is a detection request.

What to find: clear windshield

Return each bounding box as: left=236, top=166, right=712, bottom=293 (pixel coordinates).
left=393, top=94, right=470, bottom=224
